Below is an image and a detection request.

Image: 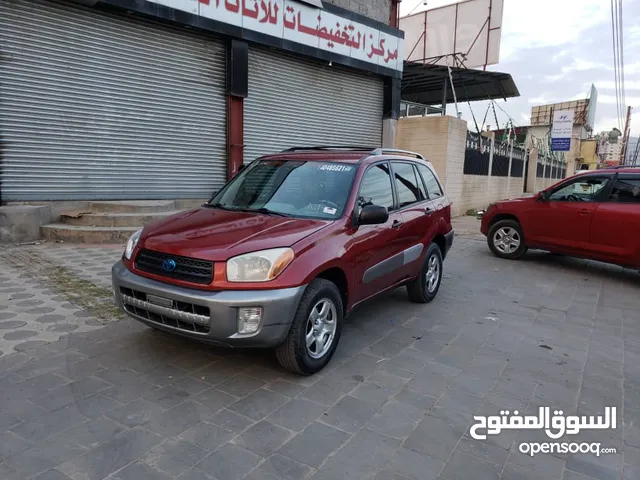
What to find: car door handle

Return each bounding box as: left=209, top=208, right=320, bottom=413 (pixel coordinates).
left=578, top=209, right=592, bottom=216
left=424, top=207, right=433, bottom=215
left=391, top=219, right=403, bottom=229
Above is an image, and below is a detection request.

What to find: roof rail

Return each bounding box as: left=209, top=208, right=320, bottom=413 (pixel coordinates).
left=370, top=148, right=425, bottom=161
left=281, top=146, right=376, bottom=152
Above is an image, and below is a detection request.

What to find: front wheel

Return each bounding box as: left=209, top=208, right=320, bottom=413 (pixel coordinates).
left=275, top=278, right=343, bottom=375
left=406, top=242, right=443, bottom=304
left=487, top=219, right=528, bottom=259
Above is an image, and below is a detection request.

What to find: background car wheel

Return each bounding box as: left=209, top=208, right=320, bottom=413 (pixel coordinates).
left=407, top=242, right=443, bottom=304
left=487, top=219, right=527, bottom=259
left=275, top=278, right=343, bottom=375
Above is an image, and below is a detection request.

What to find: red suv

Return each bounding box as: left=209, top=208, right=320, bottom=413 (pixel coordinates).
left=112, top=147, right=454, bottom=374
left=481, top=167, right=640, bottom=268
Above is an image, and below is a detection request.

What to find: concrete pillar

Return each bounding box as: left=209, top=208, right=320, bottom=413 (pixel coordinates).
left=526, top=148, right=539, bottom=193
left=507, top=141, right=513, bottom=192
left=382, top=119, right=397, bottom=148
left=487, top=133, right=495, bottom=194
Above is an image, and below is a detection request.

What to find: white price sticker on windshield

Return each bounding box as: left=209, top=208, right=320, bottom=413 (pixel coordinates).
left=323, top=207, right=337, bottom=215
left=319, top=164, right=353, bottom=172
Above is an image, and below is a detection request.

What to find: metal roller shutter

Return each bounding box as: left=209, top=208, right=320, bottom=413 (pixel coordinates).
left=244, top=46, right=383, bottom=163
left=0, top=0, right=227, bottom=201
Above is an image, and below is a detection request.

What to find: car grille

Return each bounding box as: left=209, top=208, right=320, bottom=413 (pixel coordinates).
left=135, top=249, right=214, bottom=285
left=119, top=287, right=210, bottom=333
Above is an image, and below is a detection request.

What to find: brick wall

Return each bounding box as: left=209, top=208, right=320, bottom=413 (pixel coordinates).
left=324, top=0, right=391, bottom=24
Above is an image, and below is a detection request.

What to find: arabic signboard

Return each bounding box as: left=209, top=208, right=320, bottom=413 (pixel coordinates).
left=551, top=109, right=574, bottom=152
left=149, top=0, right=403, bottom=71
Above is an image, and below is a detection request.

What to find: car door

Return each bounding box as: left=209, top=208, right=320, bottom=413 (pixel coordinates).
left=416, top=161, right=450, bottom=229
left=350, top=161, right=407, bottom=303
left=589, top=174, right=640, bottom=264
left=522, top=174, right=611, bottom=253
left=389, top=161, right=435, bottom=279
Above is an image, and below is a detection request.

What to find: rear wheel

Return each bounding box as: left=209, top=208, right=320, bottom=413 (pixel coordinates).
left=487, top=219, right=527, bottom=259
left=406, top=242, right=443, bottom=304
left=276, top=278, right=343, bottom=375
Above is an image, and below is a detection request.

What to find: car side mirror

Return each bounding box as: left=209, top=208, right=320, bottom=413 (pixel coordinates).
left=537, top=191, right=549, bottom=201
left=358, top=204, right=389, bottom=225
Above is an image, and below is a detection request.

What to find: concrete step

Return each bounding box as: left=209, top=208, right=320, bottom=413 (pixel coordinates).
left=41, top=224, right=139, bottom=244
left=61, top=210, right=183, bottom=227
left=88, top=200, right=177, bottom=213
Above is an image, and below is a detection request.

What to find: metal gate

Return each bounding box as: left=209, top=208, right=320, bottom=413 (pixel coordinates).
left=244, top=46, right=384, bottom=163
left=0, top=0, right=227, bottom=201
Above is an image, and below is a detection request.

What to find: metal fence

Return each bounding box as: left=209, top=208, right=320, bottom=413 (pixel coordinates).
left=463, top=131, right=524, bottom=178
left=463, top=131, right=491, bottom=175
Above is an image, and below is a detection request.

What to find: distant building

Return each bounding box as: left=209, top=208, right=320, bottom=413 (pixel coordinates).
left=626, top=136, right=639, bottom=165
left=596, top=129, right=624, bottom=165
left=525, top=89, right=598, bottom=176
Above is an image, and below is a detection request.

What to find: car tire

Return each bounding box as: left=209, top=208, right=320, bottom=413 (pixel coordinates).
left=406, top=242, right=443, bottom=304
left=487, top=219, right=528, bottom=260
left=275, top=278, right=343, bottom=375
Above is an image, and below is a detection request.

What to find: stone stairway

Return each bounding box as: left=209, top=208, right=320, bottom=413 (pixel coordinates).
left=40, top=200, right=203, bottom=244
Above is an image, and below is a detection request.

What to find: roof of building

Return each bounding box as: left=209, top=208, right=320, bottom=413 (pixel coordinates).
left=401, top=62, right=520, bottom=105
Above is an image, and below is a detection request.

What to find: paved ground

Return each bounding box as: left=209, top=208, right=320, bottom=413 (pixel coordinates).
left=0, top=218, right=639, bottom=480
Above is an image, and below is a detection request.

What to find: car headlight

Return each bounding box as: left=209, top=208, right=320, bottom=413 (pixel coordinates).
left=124, top=229, right=143, bottom=261
left=226, top=248, right=294, bottom=282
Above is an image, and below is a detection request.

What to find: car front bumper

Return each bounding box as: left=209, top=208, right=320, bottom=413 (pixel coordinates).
left=112, top=260, right=306, bottom=348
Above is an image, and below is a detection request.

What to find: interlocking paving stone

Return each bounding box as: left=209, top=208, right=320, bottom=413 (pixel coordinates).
left=0, top=230, right=637, bottom=478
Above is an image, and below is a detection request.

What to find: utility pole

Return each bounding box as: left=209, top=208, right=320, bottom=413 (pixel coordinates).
left=620, top=106, right=632, bottom=164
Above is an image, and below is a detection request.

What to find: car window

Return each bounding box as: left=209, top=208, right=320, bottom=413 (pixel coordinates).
left=209, top=159, right=357, bottom=219
left=358, top=163, right=394, bottom=211
left=417, top=164, right=443, bottom=199
left=548, top=176, right=609, bottom=202
left=607, top=178, right=640, bottom=203
left=413, top=165, right=428, bottom=200
left=392, top=162, right=425, bottom=207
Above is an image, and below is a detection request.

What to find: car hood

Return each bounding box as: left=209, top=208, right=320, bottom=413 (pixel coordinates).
left=495, top=196, right=537, bottom=207
left=139, top=207, right=332, bottom=261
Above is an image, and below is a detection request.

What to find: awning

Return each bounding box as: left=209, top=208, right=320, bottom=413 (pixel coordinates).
left=401, top=62, right=520, bottom=105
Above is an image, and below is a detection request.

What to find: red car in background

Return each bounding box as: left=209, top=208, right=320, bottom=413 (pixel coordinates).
left=480, top=166, right=640, bottom=269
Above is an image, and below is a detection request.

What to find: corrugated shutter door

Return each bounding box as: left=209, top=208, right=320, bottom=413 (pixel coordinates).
left=244, top=46, right=383, bottom=163
left=0, top=0, right=227, bottom=201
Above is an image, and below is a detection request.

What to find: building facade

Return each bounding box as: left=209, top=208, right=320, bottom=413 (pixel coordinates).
left=0, top=0, right=403, bottom=202
left=527, top=98, right=600, bottom=177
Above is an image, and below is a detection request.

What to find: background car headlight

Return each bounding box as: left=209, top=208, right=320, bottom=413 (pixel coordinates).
left=226, top=248, right=294, bottom=282
left=124, top=229, right=142, bottom=261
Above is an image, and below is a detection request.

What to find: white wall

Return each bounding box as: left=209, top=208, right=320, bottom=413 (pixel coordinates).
left=452, top=175, right=526, bottom=215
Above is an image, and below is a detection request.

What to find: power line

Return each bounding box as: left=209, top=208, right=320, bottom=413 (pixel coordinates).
left=618, top=0, right=627, bottom=115
left=610, top=0, right=626, bottom=129
left=407, top=0, right=427, bottom=16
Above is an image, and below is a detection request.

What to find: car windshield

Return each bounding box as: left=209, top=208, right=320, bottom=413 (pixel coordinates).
left=208, top=160, right=357, bottom=219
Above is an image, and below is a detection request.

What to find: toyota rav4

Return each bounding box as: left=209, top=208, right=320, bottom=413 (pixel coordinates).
left=112, top=147, right=455, bottom=375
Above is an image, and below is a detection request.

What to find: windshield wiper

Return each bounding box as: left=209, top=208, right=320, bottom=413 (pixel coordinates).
left=206, top=203, right=290, bottom=217
left=240, top=207, right=291, bottom=217
left=205, top=202, right=232, bottom=210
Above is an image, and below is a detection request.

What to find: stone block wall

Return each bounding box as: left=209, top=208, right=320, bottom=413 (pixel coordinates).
left=396, top=115, right=555, bottom=216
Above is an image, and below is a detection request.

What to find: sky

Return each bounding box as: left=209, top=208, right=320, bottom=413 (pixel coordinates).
left=399, top=0, right=640, bottom=137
